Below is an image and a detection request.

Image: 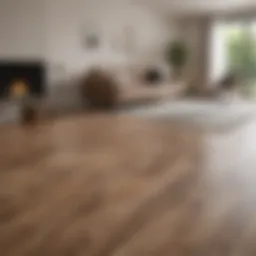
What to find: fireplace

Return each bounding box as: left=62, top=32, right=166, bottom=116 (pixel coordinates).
left=0, top=61, right=46, bottom=99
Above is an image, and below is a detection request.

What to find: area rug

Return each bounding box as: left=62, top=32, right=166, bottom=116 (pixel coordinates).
left=123, top=99, right=256, bottom=130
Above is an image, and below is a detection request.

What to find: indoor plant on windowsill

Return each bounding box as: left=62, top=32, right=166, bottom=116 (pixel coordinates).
left=166, top=40, right=188, bottom=82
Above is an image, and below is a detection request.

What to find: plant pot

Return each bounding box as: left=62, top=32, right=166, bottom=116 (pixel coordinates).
left=21, top=105, right=37, bottom=124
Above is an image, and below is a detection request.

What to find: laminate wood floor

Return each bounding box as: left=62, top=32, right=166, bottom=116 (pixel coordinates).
left=0, top=114, right=256, bottom=256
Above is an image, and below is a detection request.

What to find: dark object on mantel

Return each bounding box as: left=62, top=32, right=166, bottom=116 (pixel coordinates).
left=0, top=60, right=46, bottom=99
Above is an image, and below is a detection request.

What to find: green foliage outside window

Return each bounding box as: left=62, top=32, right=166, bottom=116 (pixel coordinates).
left=226, top=28, right=256, bottom=81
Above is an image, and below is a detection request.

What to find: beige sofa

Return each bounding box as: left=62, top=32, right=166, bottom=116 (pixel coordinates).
left=105, top=64, right=185, bottom=106
left=119, top=83, right=185, bottom=106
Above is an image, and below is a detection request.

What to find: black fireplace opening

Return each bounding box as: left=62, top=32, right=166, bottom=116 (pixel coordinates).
left=0, top=61, right=46, bottom=99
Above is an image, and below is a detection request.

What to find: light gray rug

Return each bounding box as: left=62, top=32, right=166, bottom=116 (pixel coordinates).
left=124, top=99, right=256, bottom=129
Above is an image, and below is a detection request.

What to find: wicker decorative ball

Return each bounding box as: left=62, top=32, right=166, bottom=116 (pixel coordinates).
left=81, top=69, right=119, bottom=109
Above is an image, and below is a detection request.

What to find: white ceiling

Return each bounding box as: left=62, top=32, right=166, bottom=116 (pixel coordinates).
left=136, top=0, right=256, bottom=14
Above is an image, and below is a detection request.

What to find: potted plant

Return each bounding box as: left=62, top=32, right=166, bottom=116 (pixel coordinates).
left=166, top=40, right=188, bottom=81
left=10, top=80, right=37, bottom=124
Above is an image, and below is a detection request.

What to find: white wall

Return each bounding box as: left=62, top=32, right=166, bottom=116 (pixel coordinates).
left=45, top=0, right=174, bottom=77
left=0, top=0, right=175, bottom=70
left=0, top=0, right=46, bottom=60
left=0, top=0, right=175, bottom=74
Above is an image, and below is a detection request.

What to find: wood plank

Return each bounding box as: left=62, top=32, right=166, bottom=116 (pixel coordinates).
left=0, top=115, right=255, bottom=256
